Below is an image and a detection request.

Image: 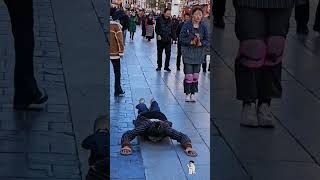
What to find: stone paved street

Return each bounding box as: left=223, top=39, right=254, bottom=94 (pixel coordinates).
left=110, top=27, right=211, bottom=179
left=0, top=0, right=107, bottom=179
left=212, top=1, right=320, bottom=180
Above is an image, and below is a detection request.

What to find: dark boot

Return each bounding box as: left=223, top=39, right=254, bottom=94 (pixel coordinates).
left=191, top=82, right=199, bottom=94
left=184, top=81, right=192, bottom=94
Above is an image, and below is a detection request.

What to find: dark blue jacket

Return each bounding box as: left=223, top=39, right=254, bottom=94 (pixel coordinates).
left=179, top=20, right=209, bottom=64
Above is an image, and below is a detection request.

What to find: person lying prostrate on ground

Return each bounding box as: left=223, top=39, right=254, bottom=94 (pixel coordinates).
left=120, top=98, right=198, bottom=157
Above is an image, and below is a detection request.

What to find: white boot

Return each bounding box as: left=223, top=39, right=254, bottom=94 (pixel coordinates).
left=185, top=94, right=191, bottom=102
left=190, top=94, right=196, bottom=102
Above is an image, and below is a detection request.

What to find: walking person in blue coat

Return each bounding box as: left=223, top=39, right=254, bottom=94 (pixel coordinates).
left=179, top=7, right=209, bottom=102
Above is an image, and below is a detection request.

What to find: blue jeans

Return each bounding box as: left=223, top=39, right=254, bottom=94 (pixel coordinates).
left=136, top=101, right=160, bottom=114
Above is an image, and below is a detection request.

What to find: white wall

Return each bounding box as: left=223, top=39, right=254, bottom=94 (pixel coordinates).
left=170, top=0, right=181, bottom=16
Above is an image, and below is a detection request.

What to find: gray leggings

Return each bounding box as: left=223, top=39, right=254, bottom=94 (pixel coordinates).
left=184, top=63, right=201, bottom=74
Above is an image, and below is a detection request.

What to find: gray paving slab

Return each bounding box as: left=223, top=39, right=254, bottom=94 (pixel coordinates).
left=244, top=161, right=320, bottom=180
left=212, top=136, right=250, bottom=180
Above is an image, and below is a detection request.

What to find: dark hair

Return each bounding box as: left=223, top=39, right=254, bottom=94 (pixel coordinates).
left=146, top=122, right=165, bottom=137
left=189, top=160, right=194, bottom=163
left=184, top=13, right=190, bottom=17
left=94, top=115, right=109, bottom=132
left=164, top=8, right=171, bottom=13
left=192, top=7, right=203, bottom=15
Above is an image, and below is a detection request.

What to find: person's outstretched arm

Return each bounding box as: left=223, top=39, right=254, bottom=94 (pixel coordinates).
left=167, top=127, right=198, bottom=157
left=166, top=127, right=192, bottom=148
left=120, top=123, right=149, bottom=155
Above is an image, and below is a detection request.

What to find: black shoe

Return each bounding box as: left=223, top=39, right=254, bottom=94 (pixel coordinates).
left=115, top=90, right=125, bottom=97
left=314, top=26, right=320, bottom=32
left=164, top=67, right=171, bottom=72
left=156, top=67, right=161, bottom=71
left=297, top=25, right=309, bottom=34
left=14, top=89, right=48, bottom=110
left=214, top=17, right=225, bottom=28
left=177, top=67, right=180, bottom=71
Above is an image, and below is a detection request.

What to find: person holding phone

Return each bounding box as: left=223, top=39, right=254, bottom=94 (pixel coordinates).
left=179, top=7, right=209, bottom=102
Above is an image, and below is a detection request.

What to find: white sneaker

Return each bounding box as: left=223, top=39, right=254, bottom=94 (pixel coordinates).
left=190, top=94, right=196, bottom=102
left=185, top=95, right=191, bottom=102
left=150, top=98, right=155, bottom=104
left=139, top=98, right=145, bottom=104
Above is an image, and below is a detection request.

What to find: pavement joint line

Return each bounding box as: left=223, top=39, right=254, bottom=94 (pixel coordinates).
left=272, top=112, right=320, bottom=166
left=44, top=0, right=82, bottom=177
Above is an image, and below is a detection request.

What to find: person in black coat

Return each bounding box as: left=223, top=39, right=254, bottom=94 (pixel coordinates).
left=176, top=13, right=191, bottom=71
left=155, top=8, right=173, bottom=71
left=120, top=9, right=129, bottom=44
left=141, top=12, right=147, bottom=37
left=213, top=0, right=226, bottom=28
left=3, top=0, right=48, bottom=110
left=295, top=0, right=310, bottom=34
left=171, top=15, right=180, bottom=43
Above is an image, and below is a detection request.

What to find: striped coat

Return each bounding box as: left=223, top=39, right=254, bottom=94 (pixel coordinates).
left=121, top=112, right=192, bottom=149
left=233, top=0, right=295, bottom=8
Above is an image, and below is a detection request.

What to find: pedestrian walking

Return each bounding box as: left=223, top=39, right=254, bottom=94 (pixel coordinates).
left=155, top=8, right=174, bottom=71
left=145, top=14, right=155, bottom=41
left=110, top=17, right=125, bottom=96
left=213, top=0, right=226, bottom=28
left=179, top=7, right=209, bottom=102
left=128, top=10, right=137, bottom=41
left=120, top=10, right=129, bottom=44
left=314, top=1, right=320, bottom=32
left=141, top=11, right=147, bottom=37
left=202, top=14, right=211, bottom=72
left=3, top=0, right=48, bottom=110
left=233, top=0, right=294, bottom=128
left=295, top=0, right=310, bottom=34
left=171, top=15, right=179, bottom=44
left=176, top=13, right=191, bottom=71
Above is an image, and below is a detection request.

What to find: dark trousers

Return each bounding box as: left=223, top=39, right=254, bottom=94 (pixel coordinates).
left=202, top=56, right=208, bottom=71
left=110, top=59, right=122, bottom=93
left=157, top=41, right=171, bottom=68
left=136, top=101, right=161, bottom=114
left=213, top=0, right=226, bottom=18
left=295, top=0, right=309, bottom=27
left=234, top=8, right=292, bottom=100
left=85, top=158, right=109, bottom=180
left=4, top=0, right=41, bottom=105
left=176, top=43, right=182, bottom=68
left=315, top=1, right=320, bottom=28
